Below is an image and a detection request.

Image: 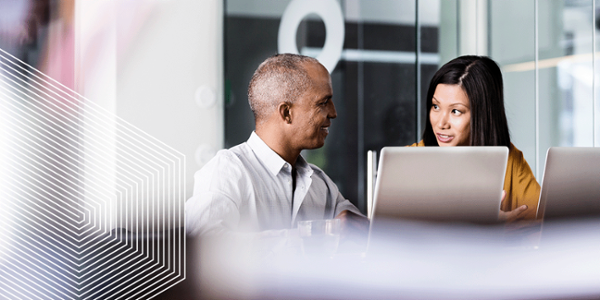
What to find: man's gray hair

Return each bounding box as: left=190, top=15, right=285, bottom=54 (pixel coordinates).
left=248, top=53, right=321, bottom=124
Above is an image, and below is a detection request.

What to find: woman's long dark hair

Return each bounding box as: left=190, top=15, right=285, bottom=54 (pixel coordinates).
left=422, top=55, right=511, bottom=147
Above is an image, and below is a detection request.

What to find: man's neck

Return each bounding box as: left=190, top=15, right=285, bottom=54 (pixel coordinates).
left=255, top=129, right=300, bottom=166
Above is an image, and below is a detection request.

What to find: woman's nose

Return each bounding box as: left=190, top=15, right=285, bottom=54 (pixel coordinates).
left=436, top=113, right=449, bottom=129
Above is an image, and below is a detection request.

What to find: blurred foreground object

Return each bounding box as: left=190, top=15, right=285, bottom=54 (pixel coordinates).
left=194, top=217, right=600, bottom=299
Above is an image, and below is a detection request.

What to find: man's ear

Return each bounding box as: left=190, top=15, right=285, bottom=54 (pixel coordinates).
left=278, top=102, right=292, bottom=124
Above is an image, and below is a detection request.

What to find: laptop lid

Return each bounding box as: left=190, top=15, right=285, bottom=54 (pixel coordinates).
left=370, top=146, right=509, bottom=225
left=537, top=147, right=600, bottom=220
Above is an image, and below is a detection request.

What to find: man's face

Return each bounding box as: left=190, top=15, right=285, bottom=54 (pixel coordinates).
left=290, top=63, right=337, bottom=150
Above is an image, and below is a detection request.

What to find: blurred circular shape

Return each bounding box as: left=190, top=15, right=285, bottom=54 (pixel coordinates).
left=195, top=144, right=217, bottom=167
left=278, top=0, right=344, bottom=73
left=195, top=85, right=216, bottom=108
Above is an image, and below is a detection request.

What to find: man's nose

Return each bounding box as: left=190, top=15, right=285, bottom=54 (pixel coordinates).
left=328, top=101, right=337, bottom=119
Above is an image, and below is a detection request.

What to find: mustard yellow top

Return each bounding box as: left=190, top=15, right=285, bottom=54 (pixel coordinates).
left=409, top=141, right=541, bottom=220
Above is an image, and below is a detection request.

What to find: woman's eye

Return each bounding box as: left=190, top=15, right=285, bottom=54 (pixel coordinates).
left=452, top=109, right=462, bottom=115
left=432, top=104, right=439, bottom=110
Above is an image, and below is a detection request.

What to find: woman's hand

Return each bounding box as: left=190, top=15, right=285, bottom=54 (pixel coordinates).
left=498, top=190, right=529, bottom=222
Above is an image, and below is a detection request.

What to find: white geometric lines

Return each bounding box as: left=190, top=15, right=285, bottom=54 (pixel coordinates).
left=0, top=47, right=185, bottom=299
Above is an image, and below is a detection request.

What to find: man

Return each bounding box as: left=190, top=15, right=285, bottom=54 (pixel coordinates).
left=186, top=53, right=367, bottom=237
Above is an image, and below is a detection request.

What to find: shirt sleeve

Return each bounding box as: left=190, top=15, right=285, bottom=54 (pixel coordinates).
left=504, top=147, right=541, bottom=220
left=334, top=194, right=364, bottom=218
left=186, top=152, right=300, bottom=256
left=186, top=151, right=247, bottom=236
left=305, top=163, right=364, bottom=219
left=330, top=180, right=364, bottom=218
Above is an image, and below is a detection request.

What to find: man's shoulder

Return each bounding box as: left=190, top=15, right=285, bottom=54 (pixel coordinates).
left=191, top=143, right=258, bottom=199
left=306, top=162, right=337, bottom=187
left=306, top=161, right=324, bottom=175
left=213, top=142, right=253, bottom=161
left=197, top=143, right=251, bottom=175
left=210, top=147, right=241, bottom=165
left=229, top=141, right=252, bottom=155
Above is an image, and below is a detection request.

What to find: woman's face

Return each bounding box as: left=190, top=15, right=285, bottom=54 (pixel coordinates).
left=429, top=84, right=471, bottom=147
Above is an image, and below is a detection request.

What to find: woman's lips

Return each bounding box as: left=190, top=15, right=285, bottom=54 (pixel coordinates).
left=436, top=133, right=453, bottom=143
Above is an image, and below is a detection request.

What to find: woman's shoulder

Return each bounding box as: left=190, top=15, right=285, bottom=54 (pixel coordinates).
left=407, top=140, right=425, bottom=147
left=507, top=143, right=524, bottom=158
left=507, top=143, right=532, bottom=170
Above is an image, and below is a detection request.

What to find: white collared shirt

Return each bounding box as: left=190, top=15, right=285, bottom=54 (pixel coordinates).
left=186, top=132, right=362, bottom=236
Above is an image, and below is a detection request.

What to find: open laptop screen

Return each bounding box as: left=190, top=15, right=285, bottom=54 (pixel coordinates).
left=371, top=146, right=508, bottom=225
left=537, top=147, right=600, bottom=220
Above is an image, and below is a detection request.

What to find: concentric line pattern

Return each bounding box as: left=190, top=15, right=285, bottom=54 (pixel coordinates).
left=0, top=47, right=185, bottom=299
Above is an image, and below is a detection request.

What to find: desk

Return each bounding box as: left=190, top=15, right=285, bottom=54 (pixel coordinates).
left=191, top=217, right=600, bottom=299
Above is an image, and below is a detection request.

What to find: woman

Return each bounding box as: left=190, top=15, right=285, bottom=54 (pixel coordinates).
left=412, top=55, right=540, bottom=221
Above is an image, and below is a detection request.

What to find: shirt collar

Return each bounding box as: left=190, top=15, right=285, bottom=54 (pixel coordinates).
left=247, top=132, right=313, bottom=177
left=247, top=131, right=291, bottom=176
left=295, top=152, right=312, bottom=175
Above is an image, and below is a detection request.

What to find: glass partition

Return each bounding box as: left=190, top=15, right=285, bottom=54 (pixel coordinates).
left=597, top=0, right=600, bottom=147
left=490, top=0, right=538, bottom=174
left=225, top=0, right=600, bottom=212
left=224, top=0, right=443, bottom=212
left=492, top=0, right=598, bottom=178
left=537, top=0, right=594, bottom=177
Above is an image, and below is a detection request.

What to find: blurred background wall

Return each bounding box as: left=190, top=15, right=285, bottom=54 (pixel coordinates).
left=1, top=0, right=599, bottom=223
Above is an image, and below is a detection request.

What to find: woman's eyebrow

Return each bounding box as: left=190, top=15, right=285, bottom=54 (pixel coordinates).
left=432, top=97, right=468, bottom=108
left=449, top=103, right=469, bottom=108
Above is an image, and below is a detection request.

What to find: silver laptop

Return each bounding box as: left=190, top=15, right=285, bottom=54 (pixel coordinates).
left=370, top=146, right=509, bottom=226
left=536, top=147, right=600, bottom=220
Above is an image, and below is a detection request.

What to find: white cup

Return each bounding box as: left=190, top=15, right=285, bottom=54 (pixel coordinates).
left=297, top=219, right=341, bottom=257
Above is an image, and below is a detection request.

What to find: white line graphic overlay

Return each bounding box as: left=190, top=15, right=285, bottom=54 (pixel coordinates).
left=0, top=47, right=186, bottom=299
